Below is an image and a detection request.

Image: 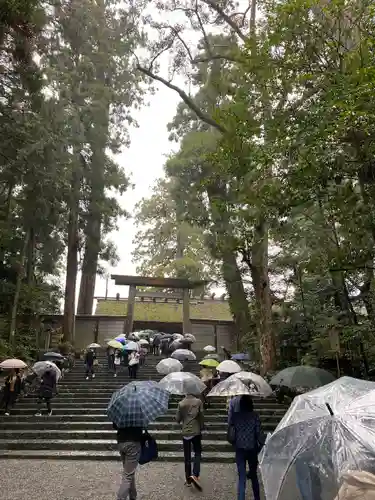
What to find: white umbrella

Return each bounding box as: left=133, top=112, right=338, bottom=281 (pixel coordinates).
left=183, top=334, right=196, bottom=342
left=159, top=372, right=206, bottom=395
left=138, top=339, right=149, bottom=345
left=207, top=377, right=250, bottom=397
left=87, top=343, right=101, bottom=349
left=0, top=358, right=27, bottom=370
left=231, top=371, right=272, bottom=397
left=170, top=349, right=196, bottom=361
left=217, top=360, right=241, bottom=374
left=32, top=361, right=61, bottom=380
left=260, top=376, right=375, bottom=500
left=173, top=333, right=184, bottom=341
left=156, top=358, right=183, bottom=375
left=203, top=345, right=216, bottom=353
left=124, top=341, right=139, bottom=351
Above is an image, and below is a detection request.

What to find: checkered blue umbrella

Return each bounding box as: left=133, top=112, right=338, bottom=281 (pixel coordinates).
left=107, top=381, right=170, bottom=428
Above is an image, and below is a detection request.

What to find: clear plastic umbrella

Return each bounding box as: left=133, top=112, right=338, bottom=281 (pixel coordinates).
left=259, top=376, right=375, bottom=500
left=231, top=372, right=272, bottom=397
left=207, top=377, right=250, bottom=397
left=87, top=343, right=101, bottom=349
left=159, top=372, right=206, bottom=395
left=124, top=341, right=139, bottom=351
left=203, top=345, right=216, bottom=353
left=173, top=333, right=184, bottom=341
left=32, top=361, right=61, bottom=380
left=138, top=339, right=149, bottom=346
left=170, top=349, right=196, bottom=361
left=217, top=360, right=241, bottom=374
left=184, top=334, right=196, bottom=342
left=156, top=358, right=183, bottom=375
left=170, top=340, right=182, bottom=351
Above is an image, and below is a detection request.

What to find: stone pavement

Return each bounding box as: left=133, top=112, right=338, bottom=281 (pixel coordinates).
left=0, top=459, right=265, bottom=499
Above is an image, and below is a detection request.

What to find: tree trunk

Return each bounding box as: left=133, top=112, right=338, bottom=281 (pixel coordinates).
left=250, top=217, right=276, bottom=374
left=63, top=166, right=80, bottom=343
left=9, top=229, right=30, bottom=345
left=221, top=247, right=252, bottom=349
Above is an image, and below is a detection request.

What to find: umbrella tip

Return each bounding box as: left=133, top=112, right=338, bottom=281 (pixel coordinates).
left=326, top=402, right=334, bottom=416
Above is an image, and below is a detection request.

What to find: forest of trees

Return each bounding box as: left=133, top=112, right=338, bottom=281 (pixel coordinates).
left=1, top=0, right=375, bottom=374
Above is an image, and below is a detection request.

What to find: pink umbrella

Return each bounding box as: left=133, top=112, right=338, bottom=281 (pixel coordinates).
left=0, top=358, right=27, bottom=370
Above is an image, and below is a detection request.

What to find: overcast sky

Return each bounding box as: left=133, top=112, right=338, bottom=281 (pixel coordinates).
left=92, top=81, right=181, bottom=301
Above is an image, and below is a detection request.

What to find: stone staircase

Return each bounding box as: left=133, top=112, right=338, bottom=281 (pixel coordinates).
left=0, top=351, right=288, bottom=461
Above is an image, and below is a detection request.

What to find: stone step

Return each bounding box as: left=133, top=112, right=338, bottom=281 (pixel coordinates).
left=0, top=449, right=235, bottom=463
left=0, top=413, right=280, bottom=424
left=0, top=429, right=231, bottom=440
left=0, top=438, right=235, bottom=452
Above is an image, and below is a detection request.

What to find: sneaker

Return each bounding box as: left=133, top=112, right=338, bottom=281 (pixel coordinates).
left=48, top=410, right=53, bottom=416
left=4, top=412, right=10, bottom=416
left=92, top=374, right=95, bottom=379
left=184, top=481, right=192, bottom=488
left=86, top=376, right=89, bottom=380
left=35, top=412, right=42, bottom=417
left=190, top=476, right=202, bottom=491
left=114, top=373, right=117, bottom=378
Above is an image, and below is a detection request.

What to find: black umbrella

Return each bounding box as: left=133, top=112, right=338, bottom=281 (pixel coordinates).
left=43, top=351, right=64, bottom=361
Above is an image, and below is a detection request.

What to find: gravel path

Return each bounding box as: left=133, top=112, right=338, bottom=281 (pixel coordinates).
left=0, top=459, right=264, bottom=499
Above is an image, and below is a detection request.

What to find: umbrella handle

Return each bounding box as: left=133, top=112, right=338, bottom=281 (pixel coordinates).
left=326, top=403, right=334, bottom=416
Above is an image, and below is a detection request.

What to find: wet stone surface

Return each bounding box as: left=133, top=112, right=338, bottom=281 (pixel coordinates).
left=0, top=459, right=265, bottom=499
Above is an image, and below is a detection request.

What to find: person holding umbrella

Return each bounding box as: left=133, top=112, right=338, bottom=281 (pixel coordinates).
left=84, top=348, right=96, bottom=380
left=2, top=368, right=22, bottom=416
left=107, top=381, right=169, bottom=500
left=35, top=368, right=56, bottom=416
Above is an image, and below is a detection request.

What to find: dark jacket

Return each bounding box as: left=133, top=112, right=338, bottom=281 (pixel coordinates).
left=113, top=423, right=143, bottom=443
left=85, top=350, right=95, bottom=366
left=4, top=374, right=22, bottom=395
left=39, top=370, right=56, bottom=399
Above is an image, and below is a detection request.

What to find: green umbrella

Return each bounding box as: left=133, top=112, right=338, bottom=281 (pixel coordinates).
left=199, top=358, right=219, bottom=368
left=270, top=365, right=335, bottom=389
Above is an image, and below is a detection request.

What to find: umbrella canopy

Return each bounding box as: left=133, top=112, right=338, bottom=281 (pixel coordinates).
left=170, top=340, right=182, bottom=351
left=136, top=331, right=150, bottom=339
left=138, top=339, right=149, bottom=346
left=108, top=340, right=123, bottom=350
left=123, top=341, right=139, bottom=351
left=259, top=376, right=375, bottom=500
left=207, top=377, right=250, bottom=397
left=173, top=333, right=184, bottom=341
left=161, top=334, right=173, bottom=340
left=107, top=381, right=169, bottom=428
left=270, top=365, right=335, bottom=389
left=183, top=334, right=196, bottom=343
left=156, top=358, right=183, bottom=375
left=42, top=352, right=64, bottom=361
left=203, top=345, right=216, bottom=353
left=0, top=358, right=27, bottom=370
left=170, top=349, right=196, bottom=361
left=87, top=343, right=101, bottom=349
left=217, top=360, right=241, bottom=374
left=128, top=334, right=139, bottom=341
left=231, top=371, right=272, bottom=397
left=203, top=353, right=221, bottom=361
left=199, top=358, right=219, bottom=368
left=115, top=336, right=126, bottom=344
left=159, top=372, right=206, bottom=396
left=231, top=353, right=250, bottom=361
left=32, top=361, right=61, bottom=380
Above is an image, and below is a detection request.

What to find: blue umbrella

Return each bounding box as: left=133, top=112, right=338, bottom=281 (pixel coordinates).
left=107, top=381, right=170, bottom=428
left=115, top=336, right=126, bottom=344
left=231, top=353, right=250, bottom=361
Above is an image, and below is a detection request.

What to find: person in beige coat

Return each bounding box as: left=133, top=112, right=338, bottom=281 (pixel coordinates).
left=334, top=471, right=375, bottom=500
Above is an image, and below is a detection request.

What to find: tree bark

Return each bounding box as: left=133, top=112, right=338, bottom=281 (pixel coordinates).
left=63, top=165, right=80, bottom=343
left=250, top=217, right=276, bottom=374
left=9, top=229, right=29, bottom=345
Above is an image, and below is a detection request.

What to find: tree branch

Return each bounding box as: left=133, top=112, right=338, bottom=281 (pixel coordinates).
left=193, top=53, right=241, bottom=64
left=200, top=0, right=248, bottom=42
left=136, top=64, right=227, bottom=134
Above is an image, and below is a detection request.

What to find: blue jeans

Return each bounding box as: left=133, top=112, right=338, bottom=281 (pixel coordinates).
left=235, top=448, right=260, bottom=500
left=182, top=435, right=201, bottom=481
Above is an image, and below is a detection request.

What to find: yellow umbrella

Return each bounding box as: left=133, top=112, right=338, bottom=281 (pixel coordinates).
left=199, top=358, right=219, bottom=368
left=108, top=340, right=123, bottom=349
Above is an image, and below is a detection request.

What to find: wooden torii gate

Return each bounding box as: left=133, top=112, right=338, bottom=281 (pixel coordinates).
left=110, top=275, right=206, bottom=335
